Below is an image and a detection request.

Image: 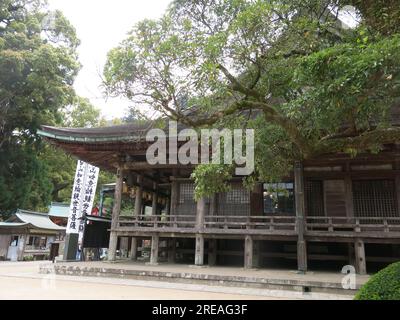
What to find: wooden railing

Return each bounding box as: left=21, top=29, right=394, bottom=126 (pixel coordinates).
left=306, top=216, right=400, bottom=233
left=204, top=215, right=296, bottom=231
left=119, top=215, right=196, bottom=229
left=118, top=215, right=296, bottom=232
left=24, top=246, right=49, bottom=251
left=118, top=214, right=400, bottom=236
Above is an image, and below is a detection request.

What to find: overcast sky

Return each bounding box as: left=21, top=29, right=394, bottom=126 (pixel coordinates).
left=47, top=0, right=171, bottom=120
left=46, top=1, right=358, bottom=120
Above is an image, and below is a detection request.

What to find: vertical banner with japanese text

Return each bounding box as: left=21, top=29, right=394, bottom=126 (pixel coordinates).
left=78, top=163, right=100, bottom=244
left=67, top=160, right=99, bottom=235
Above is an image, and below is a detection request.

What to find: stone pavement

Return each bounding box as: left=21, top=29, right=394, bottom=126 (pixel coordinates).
left=0, top=261, right=277, bottom=300
left=55, top=260, right=370, bottom=285
left=42, top=260, right=369, bottom=299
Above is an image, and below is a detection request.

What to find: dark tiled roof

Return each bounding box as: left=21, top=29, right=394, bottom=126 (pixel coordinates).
left=40, top=122, right=154, bottom=139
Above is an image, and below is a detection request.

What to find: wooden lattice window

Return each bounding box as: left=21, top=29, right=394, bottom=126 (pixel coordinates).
left=324, top=180, right=347, bottom=217
left=218, top=185, right=250, bottom=216
left=353, top=179, right=398, bottom=217
left=226, top=187, right=250, bottom=204
left=179, top=183, right=195, bottom=204
left=305, top=180, right=325, bottom=217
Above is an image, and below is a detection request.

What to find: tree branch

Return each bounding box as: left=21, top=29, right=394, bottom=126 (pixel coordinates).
left=160, top=97, right=313, bottom=158
left=313, top=127, right=400, bottom=156
left=217, top=64, right=264, bottom=100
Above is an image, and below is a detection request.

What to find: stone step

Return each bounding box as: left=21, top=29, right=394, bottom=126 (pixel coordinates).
left=39, top=263, right=360, bottom=296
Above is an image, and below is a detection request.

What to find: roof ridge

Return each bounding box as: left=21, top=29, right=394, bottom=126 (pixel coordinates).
left=17, top=209, right=48, bottom=216
left=50, top=202, right=69, bottom=207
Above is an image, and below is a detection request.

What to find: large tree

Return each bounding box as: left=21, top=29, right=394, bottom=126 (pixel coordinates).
left=39, top=97, right=99, bottom=204
left=104, top=0, right=400, bottom=196
left=0, top=0, right=80, bottom=215
left=39, top=97, right=116, bottom=205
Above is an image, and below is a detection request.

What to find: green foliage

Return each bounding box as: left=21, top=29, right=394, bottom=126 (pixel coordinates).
left=23, top=255, right=34, bottom=261
left=249, top=117, right=296, bottom=183
left=355, top=262, right=400, bottom=300
left=192, top=164, right=234, bottom=200
left=292, top=34, right=400, bottom=142
left=38, top=97, right=115, bottom=205
left=103, top=0, right=400, bottom=198
left=0, top=0, right=82, bottom=216
left=0, top=143, right=52, bottom=217
left=63, top=97, right=100, bottom=128
left=341, top=0, right=400, bottom=36
left=0, top=1, right=80, bottom=140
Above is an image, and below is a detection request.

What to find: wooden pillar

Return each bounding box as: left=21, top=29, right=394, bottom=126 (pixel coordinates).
left=195, top=196, right=206, bottom=266
left=17, top=234, right=27, bottom=261
left=170, top=180, right=179, bottom=215
left=167, top=238, right=176, bottom=263
left=108, top=167, right=124, bottom=261
left=210, top=194, right=218, bottom=216
left=348, top=242, right=356, bottom=267
left=119, top=237, right=129, bottom=258
left=195, top=234, right=204, bottom=265
left=208, top=239, right=217, bottom=266
left=250, top=183, right=264, bottom=216
left=130, top=237, right=138, bottom=260
left=134, top=175, right=143, bottom=217
left=345, top=176, right=354, bottom=217
left=396, top=173, right=400, bottom=217
left=294, top=161, right=307, bottom=272
left=196, top=197, right=206, bottom=230
left=165, top=197, right=171, bottom=216
left=244, top=235, right=254, bottom=269
left=150, top=235, right=159, bottom=265
left=355, top=239, right=367, bottom=275
left=152, top=183, right=158, bottom=216
left=253, top=240, right=261, bottom=268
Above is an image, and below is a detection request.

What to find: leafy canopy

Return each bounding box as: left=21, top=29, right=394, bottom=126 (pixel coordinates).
left=38, top=96, right=109, bottom=206
left=104, top=0, right=400, bottom=197
left=0, top=0, right=80, bottom=215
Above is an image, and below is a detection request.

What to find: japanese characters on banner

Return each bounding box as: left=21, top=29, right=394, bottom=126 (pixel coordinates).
left=67, top=160, right=100, bottom=234
left=78, top=163, right=99, bottom=244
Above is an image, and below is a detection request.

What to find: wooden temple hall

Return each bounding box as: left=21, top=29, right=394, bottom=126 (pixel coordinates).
left=38, top=123, right=400, bottom=275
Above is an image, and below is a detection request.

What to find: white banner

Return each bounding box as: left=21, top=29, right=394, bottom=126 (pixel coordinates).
left=67, top=160, right=100, bottom=234
left=78, top=163, right=99, bottom=244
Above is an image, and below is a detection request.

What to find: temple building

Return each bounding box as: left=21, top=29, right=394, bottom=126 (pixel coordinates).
left=0, top=209, right=65, bottom=261
left=38, top=122, right=400, bottom=274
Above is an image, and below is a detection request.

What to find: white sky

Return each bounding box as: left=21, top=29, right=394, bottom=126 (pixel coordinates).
left=47, top=0, right=171, bottom=120
left=46, top=1, right=358, bottom=120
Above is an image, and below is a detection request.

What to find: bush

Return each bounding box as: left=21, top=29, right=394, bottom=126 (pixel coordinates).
left=355, top=262, right=400, bottom=300
left=23, top=255, right=34, bottom=262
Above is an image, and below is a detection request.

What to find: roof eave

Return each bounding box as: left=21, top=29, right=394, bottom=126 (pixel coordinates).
left=37, top=127, right=147, bottom=144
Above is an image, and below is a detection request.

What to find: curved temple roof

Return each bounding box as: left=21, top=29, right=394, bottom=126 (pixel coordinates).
left=2, top=209, right=66, bottom=232
left=0, top=222, right=29, bottom=229
left=38, top=122, right=156, bottom=143
left=37, top=121, right=188, bottom=172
